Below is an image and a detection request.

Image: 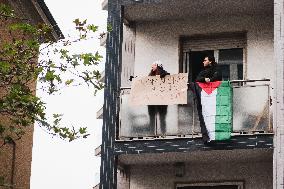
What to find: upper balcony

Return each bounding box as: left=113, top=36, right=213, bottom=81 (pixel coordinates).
left=101, top=0, right=108, bottom=11
left=99, top=33, right=107, bottom=47
left=96, top=106, right=103, bottom=119
left=117, top=0, right=274, bottom=144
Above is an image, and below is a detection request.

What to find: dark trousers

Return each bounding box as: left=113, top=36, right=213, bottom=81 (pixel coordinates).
left=148, top=105, right=167, bottom=135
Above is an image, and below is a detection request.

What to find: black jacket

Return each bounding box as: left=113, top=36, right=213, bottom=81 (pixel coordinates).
left=195, top=63, right=221, bottom=82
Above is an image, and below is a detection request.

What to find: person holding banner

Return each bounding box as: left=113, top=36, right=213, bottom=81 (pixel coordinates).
left=148, top=61, right=170, bottom=136
left=148, top=61, right=170, bottom=78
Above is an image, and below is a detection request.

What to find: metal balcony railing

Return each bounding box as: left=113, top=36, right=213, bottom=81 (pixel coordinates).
left=93, top=183, right=99, bottom=189
left=96, top=106, right=103, bottom=119
left=99, top=33, right=107, bottom=47
left=101, top=0, right=108, bottom=11
left=95, top=145, right=101, bottom=156
left=118, top=80, right=272, bottom=139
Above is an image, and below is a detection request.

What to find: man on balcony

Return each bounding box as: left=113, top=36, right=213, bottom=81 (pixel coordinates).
left=193, top=55, right=232, bottom=143
left=195, top=55, right=221, bottom=83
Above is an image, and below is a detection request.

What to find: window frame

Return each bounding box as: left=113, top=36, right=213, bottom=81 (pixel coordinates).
left=217, top=48, right=244, bottom=81
left=179, top=32, right=247, bottom=81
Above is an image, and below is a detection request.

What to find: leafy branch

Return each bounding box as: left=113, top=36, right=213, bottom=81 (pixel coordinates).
left=0, top=3, right=107, bottom=143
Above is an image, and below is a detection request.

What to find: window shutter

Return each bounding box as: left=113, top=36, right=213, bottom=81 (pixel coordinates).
left=182, top=33, right=246, bottom=52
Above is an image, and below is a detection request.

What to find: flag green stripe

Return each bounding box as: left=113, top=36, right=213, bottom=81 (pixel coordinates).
left=215, top=81, right=232, bottom=140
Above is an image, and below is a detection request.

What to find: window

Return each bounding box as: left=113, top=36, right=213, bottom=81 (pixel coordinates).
left=218, top=48, right=243, bottom=81
left=180, top=33, right=246, bottom=82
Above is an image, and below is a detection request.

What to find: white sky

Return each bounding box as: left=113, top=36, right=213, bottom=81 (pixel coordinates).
left=30, top=1, right=107, bottom=189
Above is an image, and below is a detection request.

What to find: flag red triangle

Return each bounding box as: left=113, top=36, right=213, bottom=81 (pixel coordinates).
left=197, top=81, right=222, bottom=95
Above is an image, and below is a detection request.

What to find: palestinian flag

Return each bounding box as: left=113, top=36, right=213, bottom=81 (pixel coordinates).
left=194, top=81, right=232, bottom=141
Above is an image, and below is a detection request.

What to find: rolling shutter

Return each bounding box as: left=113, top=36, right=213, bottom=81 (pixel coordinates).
left=182, top=33, right=246, bottom=52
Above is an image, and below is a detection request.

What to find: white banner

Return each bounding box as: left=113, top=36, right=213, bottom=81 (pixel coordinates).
left=129, top=73, right=188, bottom=106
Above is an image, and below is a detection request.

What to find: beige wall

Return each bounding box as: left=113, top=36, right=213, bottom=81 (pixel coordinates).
left=133, top=14, right=273, bottom=82
left=129, top=160, right=272, bottom=189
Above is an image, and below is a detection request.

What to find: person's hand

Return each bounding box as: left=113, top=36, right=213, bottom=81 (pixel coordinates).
left=205, top=78, right=210, bottom=83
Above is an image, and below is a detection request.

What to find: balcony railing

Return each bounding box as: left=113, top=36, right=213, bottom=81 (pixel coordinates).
left=118, top=80, right=272, bottom=139
left=99, top=33, right=107, bottom=47
left=95, top=145, right=101, bottom=156
left=101, top=0, right=108, bottom=11
left=96, top=106, right=103, bottom=119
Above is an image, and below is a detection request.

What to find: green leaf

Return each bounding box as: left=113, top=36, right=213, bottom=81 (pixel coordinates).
left=82, top=54, right=92, bottom=66
left=0, top=61, right=11, bottom=73
left=0, top=3, right=14, bottom=16
left=9, top=23, right=37, bottom=34
left=94, top=52, right=103, bottom=61
left=60, top=49, right=69, bottom=58
left=53, top=127, right=60, bottom=133
left=53, top=114, right=63, bottom=119
left=45, top=70, right=56, bottom=81
left=34, top=67, right=44, bottom=78
left=79, top=127, right=87, bottom=134
left=65, top=79, right=74, bottom=85
left=73, top=18, right=80, bottom=26
left=61, top=127, right=69, bottom=132
left=107, top=24, right=113, bottom=32
left=26, top=39, right=39, bottom=49
left=87, top=24, right=98, bottom=32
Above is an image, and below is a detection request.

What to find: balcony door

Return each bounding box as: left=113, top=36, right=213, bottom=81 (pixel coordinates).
left=180, top=32, right=246, bottom=82
left=186, top=50, right=214, bottom=82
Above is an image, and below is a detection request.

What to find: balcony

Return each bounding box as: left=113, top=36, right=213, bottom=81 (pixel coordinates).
left=93, top=183, right=99, bottom=189
left=119, top=1, right=273, bottom=140
left=99, top=70, right=105, bottom=83
left=101, top=0, right=108, bottom=11
left=118, top=79, right=272, bottom=140
left=96, top=106, right=103, bottom=119
left=99, top=32, right=107, bottom=47
left=95, top=145, right=101, bottom=156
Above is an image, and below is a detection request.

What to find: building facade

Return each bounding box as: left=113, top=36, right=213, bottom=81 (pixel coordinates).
left=0, top=0, right=62, bottom=188
left=100, top=0, right=284, bottom=188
